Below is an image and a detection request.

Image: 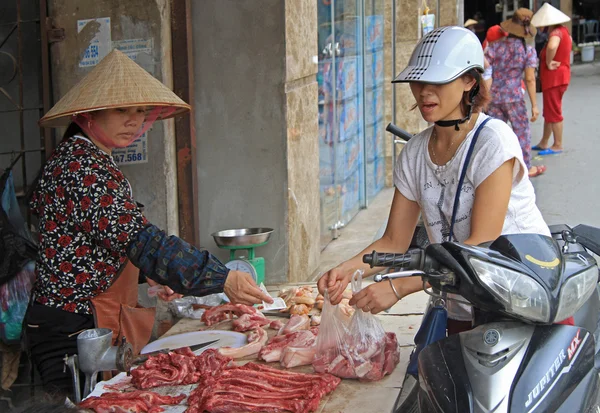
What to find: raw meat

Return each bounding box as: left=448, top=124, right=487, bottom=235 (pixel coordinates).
left=289, top=304, right=311, bottom=315
left=79, top=390, right=185, bottom=413
left=218, top=327, right=268, bottom=359
left=268, top=319, right=285, bottom=330
left=312, top=331, right=400, bottom=382
left=130, top=348, right=231, bottom=389
left=259, top=329, right=316, bottom=363
left=310, top=315, right=321, bottom=326
left=382, top=332, right=400, bottom=375
left=279, top=314, right=310, bottom=335
left=186, top=361, right=341, bottom=413
left=278, top=286, right=317, bottom=315
left=201, top=303, right=264, bottom=326
left=281, top=345, right=317, bottom=368
left=231, top=312, right=270, bottom=332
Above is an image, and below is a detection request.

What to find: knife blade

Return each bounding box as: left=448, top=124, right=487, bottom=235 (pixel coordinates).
left=135, top=339, right=220, bottom=363
left=262, top=311, right=292, bottom=318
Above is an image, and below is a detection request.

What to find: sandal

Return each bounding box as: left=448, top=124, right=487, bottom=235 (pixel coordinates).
left=538, top=148, right=563, bottom=156
left=528, top=165, right=546, bottom=178
left=532, top=145, right=547, bottom=151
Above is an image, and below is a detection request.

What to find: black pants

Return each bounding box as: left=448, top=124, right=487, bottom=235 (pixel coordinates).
left=25, top=303, right=94, bottom=397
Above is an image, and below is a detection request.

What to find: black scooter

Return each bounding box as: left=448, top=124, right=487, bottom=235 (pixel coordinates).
left=364, top=224, right=600, bottom=413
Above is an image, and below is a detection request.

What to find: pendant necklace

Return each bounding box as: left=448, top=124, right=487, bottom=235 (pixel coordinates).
left=430, top=116, right=473, bottom=175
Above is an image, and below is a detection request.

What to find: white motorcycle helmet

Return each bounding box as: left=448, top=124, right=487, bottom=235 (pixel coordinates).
left=394, top=26, right=485, bottom=130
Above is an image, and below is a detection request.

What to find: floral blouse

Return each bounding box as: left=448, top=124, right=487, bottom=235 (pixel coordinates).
left=31, top=136, right=229, bottom=314
left=485, top=37, right=538, bottom=104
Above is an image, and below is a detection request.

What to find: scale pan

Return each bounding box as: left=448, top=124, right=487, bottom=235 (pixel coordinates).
left=211, top=227, right=274, bottom=247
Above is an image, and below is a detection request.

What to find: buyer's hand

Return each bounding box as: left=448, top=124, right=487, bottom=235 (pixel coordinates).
left=531, top=105, right=539, bottom=122
left=224, top=270, right=274, bottom=305
left=146, top=277, right=183, bottom=302
left=349, top=280, right=403, bottom=314
left=317, top=265, right=355, bottom=305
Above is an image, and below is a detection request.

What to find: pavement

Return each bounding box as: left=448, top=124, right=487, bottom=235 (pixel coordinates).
left=530, top=61, right=600, bottom=227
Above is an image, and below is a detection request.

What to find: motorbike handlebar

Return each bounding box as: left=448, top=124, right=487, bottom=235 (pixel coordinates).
left=386, top=123, right=413, bottom=142
left=363, top=249, right=423, bottom=270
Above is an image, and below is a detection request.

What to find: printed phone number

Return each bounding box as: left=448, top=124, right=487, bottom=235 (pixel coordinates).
left=113, top=153, right=144, bottom=163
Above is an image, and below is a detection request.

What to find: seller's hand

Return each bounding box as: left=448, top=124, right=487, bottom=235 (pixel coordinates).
left=317, top=265, right=355, bottom=305
left=224, top=270, right=274, bottom=305
left=146, top=277, right=183, bottom=302
left=531, top=105, right=539, bottom=122
left=349, top=279, right=403, bottom=314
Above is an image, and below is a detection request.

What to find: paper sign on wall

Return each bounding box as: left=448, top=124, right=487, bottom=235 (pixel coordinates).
left=112, top=38, right=153, bottom=60
left=421, top=14, right=435, bottom=36
left=77, top=17, right=111, bottom=68
left=112, top=133, right=148, bottom=165
left=112, top=38, right=154, bottom=75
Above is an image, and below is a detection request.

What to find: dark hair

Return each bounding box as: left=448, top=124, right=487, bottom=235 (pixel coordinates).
left=461, top=70, right=491, bottom=114
left=62, top=122, right=87, bottom=140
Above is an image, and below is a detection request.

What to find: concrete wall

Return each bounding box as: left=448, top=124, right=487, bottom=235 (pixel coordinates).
left=284, top=0, right=320, bottom=283
left=191, top=1, right=290, bottom=283
left=47, top=0, right=178, bottom=234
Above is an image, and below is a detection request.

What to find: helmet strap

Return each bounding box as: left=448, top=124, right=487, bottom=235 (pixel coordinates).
left=434, top=83, right=480, bottom=131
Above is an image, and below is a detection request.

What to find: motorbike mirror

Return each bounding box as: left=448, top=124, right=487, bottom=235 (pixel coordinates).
left=571, top=225, right=600, bottom=256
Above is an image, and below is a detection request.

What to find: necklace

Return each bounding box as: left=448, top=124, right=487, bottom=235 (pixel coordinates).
left=430, top=127, right=458, bottom=167
left=429, top=116, right=474, bottom=174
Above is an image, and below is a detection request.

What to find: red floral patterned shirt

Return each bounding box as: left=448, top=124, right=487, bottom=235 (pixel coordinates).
left=30, top=136, right=148, bottom=314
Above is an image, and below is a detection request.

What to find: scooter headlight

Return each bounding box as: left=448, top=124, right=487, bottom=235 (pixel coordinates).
left=554, top=267, right=598, bottom=322
left=470, top=259, right=551, bottom=322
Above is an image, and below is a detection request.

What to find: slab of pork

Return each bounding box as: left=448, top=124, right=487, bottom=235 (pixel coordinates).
left=78, top=390, right=185, bottom=413
left=278, top=314, right=310, bottom=335
left=258, top=329, right=316, bottom=363
left=186, top=361, right=341, bottom=413
left=218, top=327, right=268, bottom=359
left=231, top=313, right=270, bottom=332
left=201, top=303, right=264, bottom=326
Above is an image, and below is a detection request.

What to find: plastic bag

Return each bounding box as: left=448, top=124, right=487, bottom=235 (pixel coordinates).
left=0, top=260, right=35, bottom=344
left=168, top=293, right=228, bottom=319
left=0, top=170, right=37, bottom=286
left=312, top=270, right=400, bottom=381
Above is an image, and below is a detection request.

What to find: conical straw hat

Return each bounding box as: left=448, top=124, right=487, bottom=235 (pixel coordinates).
left=532, top=3, right=571, bottom=28
left=464, top=19, right=478, bottom=28
left=39, top=49, right=190, bottom=127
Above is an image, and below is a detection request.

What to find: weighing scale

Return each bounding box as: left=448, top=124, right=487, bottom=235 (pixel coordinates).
left=211, top=228, right=273, bottom=286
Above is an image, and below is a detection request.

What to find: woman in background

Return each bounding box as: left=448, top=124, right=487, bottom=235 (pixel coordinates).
left=485, top=8, right=545, bottom=178
left=531, top=3, right=572, bottom=155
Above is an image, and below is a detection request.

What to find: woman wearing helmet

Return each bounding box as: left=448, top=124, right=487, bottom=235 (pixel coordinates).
left=317, top=27, right=549, bottom=331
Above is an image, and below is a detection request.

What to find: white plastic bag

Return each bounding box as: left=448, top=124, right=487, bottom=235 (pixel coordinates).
left=312, top=270, right=399, bottom=381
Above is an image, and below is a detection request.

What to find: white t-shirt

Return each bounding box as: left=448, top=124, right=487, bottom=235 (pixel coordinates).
left=393, top=113, right=550, bottom=320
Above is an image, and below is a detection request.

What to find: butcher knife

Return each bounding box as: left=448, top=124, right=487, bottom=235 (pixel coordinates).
left=134, top=339, right=220, bottom=363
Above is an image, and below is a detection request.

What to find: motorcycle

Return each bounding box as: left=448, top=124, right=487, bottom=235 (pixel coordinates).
left=364, top=223, right=600, bottom=413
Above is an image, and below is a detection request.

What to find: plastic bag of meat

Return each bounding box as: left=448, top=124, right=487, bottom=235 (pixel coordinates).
left=312, top=270, right=400, bottom=381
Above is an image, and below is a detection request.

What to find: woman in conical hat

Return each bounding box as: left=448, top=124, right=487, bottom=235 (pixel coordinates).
left=485, top=8, right=547, bottom=178
left=28, top=50, right=272, bottom=398
left=531, top=3, right=572, bottom=155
